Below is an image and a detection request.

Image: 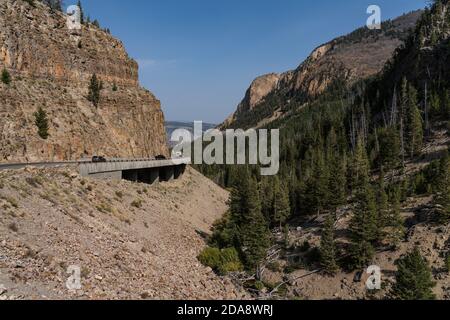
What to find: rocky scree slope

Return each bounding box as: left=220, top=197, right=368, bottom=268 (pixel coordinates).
left=0, top=166, right=246, bottom=300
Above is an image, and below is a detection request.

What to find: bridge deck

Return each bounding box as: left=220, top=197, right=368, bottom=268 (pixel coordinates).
left=79, top=158, right=190, bottom=176
left=0, top=158, right=190, bottom=175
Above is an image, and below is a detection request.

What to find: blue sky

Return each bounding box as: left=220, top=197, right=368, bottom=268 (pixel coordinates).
left=76, top=0, right=427, bottom=123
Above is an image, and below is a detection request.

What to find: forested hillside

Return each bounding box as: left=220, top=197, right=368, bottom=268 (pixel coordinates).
left=197, top=0, right=450, bottom=299
left=221, top=10, right=421, bottom=130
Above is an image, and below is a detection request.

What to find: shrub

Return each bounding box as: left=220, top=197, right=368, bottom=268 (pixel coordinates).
left=198, top=247, right=243, bottom=275
left=131, top=199, right=143, bottom=208
left=299, top=241, right=311, bottom=252
left=8, top=222, right=18, bottom=232
left=267, top=261, right=282, bottom=272
left=283, top=262, right=305, bottom=274
left=24, top=0, right=36, bottom=7
left=305, top=247, right=321, bottom=265
left=198, top=247, right=222, bottom=269
left=445, top=255, right=450, bottom=273
left=254, top=281, right=265, bottom=291
left=96, top=203, right=112, bottom=213
left=26, top=176, right=43, bottom=188
left=1, top=68, right=11, bottom=85
left=115, top=191, right=123, bottom=199
left=5, top=196, right=18, bottom=208
left=217, top=248, right=243, bottom=274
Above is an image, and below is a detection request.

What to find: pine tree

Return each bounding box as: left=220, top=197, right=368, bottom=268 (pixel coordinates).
left=377, top=127, right=400, bottom=171
left=77, top=0, right=84, bottom=24
left=349, top=140, right=378, bottom=269
left=376, top=175, right=389, bottom=243
left=429, top=91, right=440, bottom=118
left=40, top=0, right=62, bottom=12
left=434, top=154, right=450, bottom=224
left=33, top=107, right=50, bottom=140
left=87, top=74, right=103, bottom=107
left=260, top=177, right=274, bottom=223
left=1, top=68, right=11, bottom=85
left=399, top=78, right=408, bottom=167
left=320, top=214, right=339, bottom=275
left=328, top=153, right=347, bottom=212
left=405, top=84, right=424, bottom=158
left=273, top=177, right=291, bottom=229
left=390, top=247, right=436, bottom=300
left=351, top=139, right=371, bottom=191
left=305, top=150, right=329, bottom=216
left=240, top=177, right=271, bottom=273
left=386, top=187, right=405, bottom=248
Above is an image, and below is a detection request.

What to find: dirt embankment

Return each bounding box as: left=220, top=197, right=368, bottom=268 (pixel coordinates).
left=0, top=166, right=246, bottom=300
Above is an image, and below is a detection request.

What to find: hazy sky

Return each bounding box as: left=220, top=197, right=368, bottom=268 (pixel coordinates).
left=77, top=0, right=427, bottom=123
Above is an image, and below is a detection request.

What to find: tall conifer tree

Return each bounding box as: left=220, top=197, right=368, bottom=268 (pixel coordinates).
left=391, top=247, right=436, bottom=300
left=320, top=214, right=339, bottom=275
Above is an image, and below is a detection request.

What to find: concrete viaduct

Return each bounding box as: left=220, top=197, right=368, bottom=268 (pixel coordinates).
left=79, top=158, right=190, bottom=184
left=0, top=158, right=190, bottom=185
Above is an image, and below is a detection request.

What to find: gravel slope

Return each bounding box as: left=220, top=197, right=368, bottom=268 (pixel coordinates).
left=0, top=166, right=246, bottom=300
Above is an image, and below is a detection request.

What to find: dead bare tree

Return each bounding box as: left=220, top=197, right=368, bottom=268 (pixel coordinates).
left=424, top=82, right=430, bottom=138
left=390, top=86, right=398, bottom=126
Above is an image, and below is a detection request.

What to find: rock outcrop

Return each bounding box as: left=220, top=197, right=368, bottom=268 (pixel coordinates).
left=222, top=10, right=422, bottom=129
left=0, top=0, right=168, bottom=162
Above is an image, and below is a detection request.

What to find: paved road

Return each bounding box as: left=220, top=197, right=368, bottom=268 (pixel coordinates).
left=0, top=158, right=190, bottom=171
left=0, top=161, right=81, bottom=171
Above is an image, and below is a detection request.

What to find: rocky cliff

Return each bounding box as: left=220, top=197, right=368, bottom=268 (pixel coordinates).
left=222, top=10, right=422, bottom=129
left=0, top=0, right=168, bottom=162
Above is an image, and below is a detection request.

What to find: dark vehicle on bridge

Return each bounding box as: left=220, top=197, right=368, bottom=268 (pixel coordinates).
left=92, top=156, right=107, bottom=163
left=155, top=155, right=167, bottom=160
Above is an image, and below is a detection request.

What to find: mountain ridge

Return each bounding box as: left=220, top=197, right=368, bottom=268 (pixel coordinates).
left=221, top=10, right=422, bottom=130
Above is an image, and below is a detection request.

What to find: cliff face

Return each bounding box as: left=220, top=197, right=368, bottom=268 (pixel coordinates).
left=0, top=0, right=168, bottom=162
left=222, top=10, right=422, bottom=129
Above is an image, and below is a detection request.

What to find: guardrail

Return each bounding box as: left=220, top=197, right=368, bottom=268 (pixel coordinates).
left=0, top=158, right=191, bottom=171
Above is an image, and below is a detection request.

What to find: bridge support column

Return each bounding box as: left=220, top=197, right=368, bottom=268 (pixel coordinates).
left=148, top=168, right=160, bottom=185
left=123, top=170, right=138, bottom=182
left=160, top=166, right=175, bottom=182
left=174, top=165, right=186, bottom=179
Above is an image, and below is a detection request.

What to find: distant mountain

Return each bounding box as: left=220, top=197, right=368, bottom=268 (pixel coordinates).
left=221, top=10, right=422, bottom=130
left=165, top=121, right=216, bottom=147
